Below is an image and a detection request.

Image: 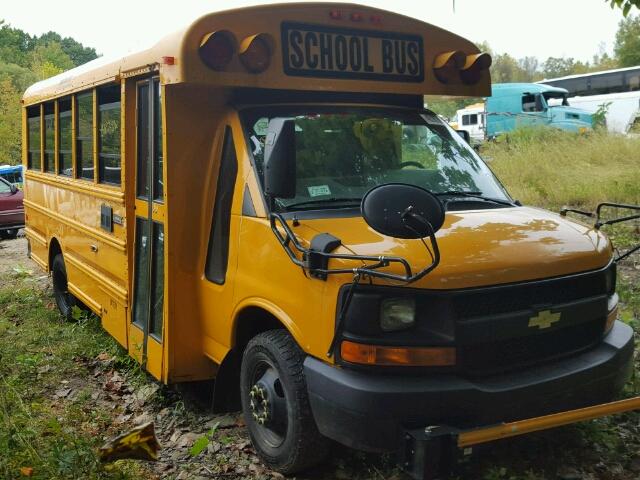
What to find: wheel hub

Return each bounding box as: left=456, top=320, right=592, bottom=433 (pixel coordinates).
left=249, top=384, right=271, bottom=425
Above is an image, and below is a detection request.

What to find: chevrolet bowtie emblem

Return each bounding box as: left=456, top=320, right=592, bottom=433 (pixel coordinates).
left=528, top=310, right=561, bottom=329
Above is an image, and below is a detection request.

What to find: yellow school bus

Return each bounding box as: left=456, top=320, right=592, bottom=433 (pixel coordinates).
left=22, top=3, right=637, bottom=477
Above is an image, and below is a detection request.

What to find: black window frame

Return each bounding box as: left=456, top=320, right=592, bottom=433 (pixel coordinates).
left=204, top=126, right=238, bottom=284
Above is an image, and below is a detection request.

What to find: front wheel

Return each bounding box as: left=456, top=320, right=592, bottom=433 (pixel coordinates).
left=240, top=329, right=330, bottom=474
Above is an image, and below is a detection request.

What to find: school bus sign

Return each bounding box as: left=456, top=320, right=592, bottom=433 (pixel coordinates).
left=282, top=22, right=424, bottom=82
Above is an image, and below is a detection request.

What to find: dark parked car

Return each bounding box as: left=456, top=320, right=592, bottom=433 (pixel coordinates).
left=0, top=177, right=24, bottom=240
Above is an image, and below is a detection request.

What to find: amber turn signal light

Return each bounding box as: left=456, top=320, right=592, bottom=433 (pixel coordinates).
left=199, top=30, right=236, bottom=71
left=605, top=304, right=618, bottom=335
left=239, top=33, right=273, bottom=73
left=340, top=341, right=456, bottom=367
left=432, top=50, right=466, bottom=84
left=460, top=52, right=492, bottom=85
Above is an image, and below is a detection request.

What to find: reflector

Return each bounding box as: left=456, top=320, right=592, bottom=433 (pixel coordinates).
left=239, top=34, right=273, bottom=73
left=199, top=31, right=236, bottom=71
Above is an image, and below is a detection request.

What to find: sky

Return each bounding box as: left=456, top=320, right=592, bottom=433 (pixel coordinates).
left=1, top=0, right=626, bottom=62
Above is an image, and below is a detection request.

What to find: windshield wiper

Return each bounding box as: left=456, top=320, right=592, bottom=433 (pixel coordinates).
left=283, top=197, right=362, bottom=211
left=435, top=191, right=516, bottom=207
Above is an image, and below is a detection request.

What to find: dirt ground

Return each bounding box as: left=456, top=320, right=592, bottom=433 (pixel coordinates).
left=0, top=231, right=29, bottom=276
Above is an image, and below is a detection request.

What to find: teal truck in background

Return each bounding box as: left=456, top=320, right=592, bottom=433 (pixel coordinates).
left=453, top=83, right=593, bottom=142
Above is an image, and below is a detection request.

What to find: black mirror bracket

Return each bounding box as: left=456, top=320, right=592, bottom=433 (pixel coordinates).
left=269, top=211, right=441, bottom=285
left=561, top=202, right=640, bottom=262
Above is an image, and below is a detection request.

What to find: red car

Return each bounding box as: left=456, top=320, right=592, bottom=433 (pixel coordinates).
left=0, top=177, right=24, bottom=240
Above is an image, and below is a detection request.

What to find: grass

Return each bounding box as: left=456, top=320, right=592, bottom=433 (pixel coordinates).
left=484, top=127, right=640, bottom=210
left=0, top=275, right=151, bottom=480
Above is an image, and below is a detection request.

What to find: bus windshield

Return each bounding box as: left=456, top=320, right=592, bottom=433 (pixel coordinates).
left=243, top=107, right=511, bottom=212
left=543, top=92, right=569, bottom=107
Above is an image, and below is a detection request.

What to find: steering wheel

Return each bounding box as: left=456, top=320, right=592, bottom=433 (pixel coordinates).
left=398, top=161, right=425, bottom=169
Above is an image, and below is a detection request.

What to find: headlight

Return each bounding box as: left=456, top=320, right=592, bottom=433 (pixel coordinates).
left=380, top=297, right=416, bottom=332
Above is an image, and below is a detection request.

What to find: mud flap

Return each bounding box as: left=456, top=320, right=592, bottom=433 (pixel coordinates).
left=398, top=426, right=463, bottom=480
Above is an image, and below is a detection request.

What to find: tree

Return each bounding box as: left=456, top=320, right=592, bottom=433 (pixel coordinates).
left=542, top=57, right=578, bottom=78
left=614, top=15, right=640, bottom=66
left=28, top=42, right=74, bottom=80
left=0, top=76, right=22, bottom=164
left=608, top=0, right=640, bottom=16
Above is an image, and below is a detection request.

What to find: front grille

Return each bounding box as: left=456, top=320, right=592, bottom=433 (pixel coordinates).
left=451, top=269, right=607, bottom=317
left=459, top=317, right=606, bottom=376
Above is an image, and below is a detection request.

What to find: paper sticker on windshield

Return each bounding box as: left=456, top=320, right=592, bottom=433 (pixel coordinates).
left=282, top=22, right=424, bottom=82
left=307, top=185, right=331, bottom=197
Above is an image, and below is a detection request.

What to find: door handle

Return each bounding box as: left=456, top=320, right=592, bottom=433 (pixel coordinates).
left=90, top=244, right=98, bottom=252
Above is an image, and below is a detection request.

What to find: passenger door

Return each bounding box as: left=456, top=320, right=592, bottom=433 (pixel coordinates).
left=129, top=77, right=166, bottom=380
left=521, top=93, right=547, bottom=127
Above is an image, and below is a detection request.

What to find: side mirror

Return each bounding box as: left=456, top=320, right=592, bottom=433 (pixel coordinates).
left=455, top=129, right=471, bottom=144
left=361, top=183, right=445, bottom=239
left=264, top=118, right=296, bottom=199
left=10, top=184, right=18, bottom=194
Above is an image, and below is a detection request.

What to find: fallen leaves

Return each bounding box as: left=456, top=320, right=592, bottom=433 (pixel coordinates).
left=19, top=466, right=33, bottom=477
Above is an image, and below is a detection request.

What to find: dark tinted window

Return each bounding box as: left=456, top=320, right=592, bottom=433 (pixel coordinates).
left=58, top=98, right=72, bottom=176
left=98, top=85, right=121, bottom=185
left=27, top=106, right=41, bottom=170
left=137, top=82, right=150, bottom=198
left=150, top=222, right=164, bottom=338
left=462, top=114, right=477, bottom=126
left=133, top=217, right=150, bottom=328
left=153, top=80, right=163, bottom=201
left=522, top=94, right=543, bottom=112
left=76, top=92, right=94, bottom=180
left=44, top=103, right=55, bottom=173
left=205, top=127, right=237, bottom=284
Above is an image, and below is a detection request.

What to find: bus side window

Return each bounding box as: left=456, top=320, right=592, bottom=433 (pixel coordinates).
left=58, top=98, right=72, bottom=176
left=43, top=102, right=55, bottom=173
left=204, top=127, right=238, bottom=284
left=76, top=92, right=94, bottom=180
left=27, top=106, right=41, bottom=170
left=98, top=85, right=122, bottom=186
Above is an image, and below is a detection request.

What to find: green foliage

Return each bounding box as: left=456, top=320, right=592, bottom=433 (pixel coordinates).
left=614, top=14, right=640, bottom=66
left=609, top=0, right=640, bottom=16
left=484, top=127, right=640, bottom=210
left=0, top=20, right=97, bottom=165
left=0, top=278, right=150, bottom=479
left=542, top=56, right=590, bottom=79
left=425, top=96, right=481, bottom=120
left=592, top=101, right=612, bottom=129
left=189, top=423, right=220, bottom=457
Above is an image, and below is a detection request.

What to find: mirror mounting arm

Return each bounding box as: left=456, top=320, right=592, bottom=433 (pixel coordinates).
left=268, top=211, right=440, bottom=284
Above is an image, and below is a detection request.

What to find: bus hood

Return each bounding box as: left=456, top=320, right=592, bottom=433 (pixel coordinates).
left=550, top=106, right=593, bottom=128
left=297, top=206, right=612, bottom=289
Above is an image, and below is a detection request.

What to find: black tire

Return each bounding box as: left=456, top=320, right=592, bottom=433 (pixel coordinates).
left=0, top=229, right=18, bottom=240
left=51, top=253, right=78, bottom=321
left=240, top=329, right=330, bottom=474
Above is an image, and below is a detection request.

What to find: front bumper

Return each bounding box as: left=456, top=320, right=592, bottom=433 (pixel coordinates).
left=304, top=321, right=634, bottom=452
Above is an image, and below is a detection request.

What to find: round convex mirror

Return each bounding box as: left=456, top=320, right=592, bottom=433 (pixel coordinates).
left=361, top=183, right=445, bottom=239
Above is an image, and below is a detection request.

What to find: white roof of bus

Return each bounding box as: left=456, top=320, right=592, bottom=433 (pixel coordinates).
left=538, top=65, right=640, bottom=83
